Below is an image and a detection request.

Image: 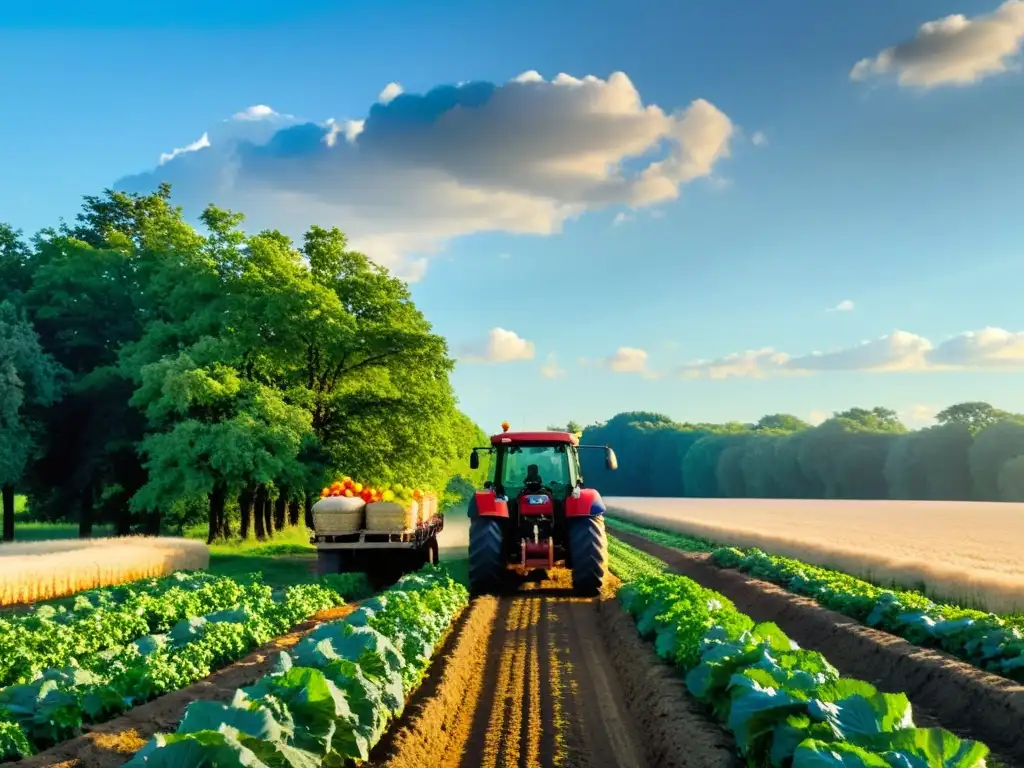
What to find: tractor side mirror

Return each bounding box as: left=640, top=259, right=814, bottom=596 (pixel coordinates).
left=605, top=447, right=618, bottom=471
left=470, top=451, right=480, bottom=470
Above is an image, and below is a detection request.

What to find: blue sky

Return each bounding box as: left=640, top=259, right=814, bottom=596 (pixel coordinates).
left=3, top=0, right=1024, bottom=432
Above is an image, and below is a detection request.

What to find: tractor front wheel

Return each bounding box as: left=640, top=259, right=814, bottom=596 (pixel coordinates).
left=468, top=516, right=504, bottom=595
left=568, top=516, right=608, bottom=597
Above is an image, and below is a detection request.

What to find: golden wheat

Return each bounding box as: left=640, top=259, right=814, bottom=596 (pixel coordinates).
left=0, top=536, right=210, bottom=606
left=608, top=497, right=1024, bottom=614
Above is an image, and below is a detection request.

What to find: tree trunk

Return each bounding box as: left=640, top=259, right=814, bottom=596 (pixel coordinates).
left=254, top=486, right=268, bottom=540
left=144, top=511, right=161, bottom=535
left=288, top=497, right=300, bottom=527
left=207, top=485, right=226, bottom=544
left=2, top=485, right=15, bottom=542
left=274, top=494, right=287, bottom=530
left=238, top=487, right=254, bottom=539
left=263, top=496, right=274, bottom=537
left=79, top=484, right=94, bottom=538
left=304, top=493, right=314, bottom=529
left=221, top=505, right=233, bottom=539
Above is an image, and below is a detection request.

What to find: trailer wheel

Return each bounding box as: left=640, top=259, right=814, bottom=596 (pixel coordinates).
left=316, top=549, right=342, bottom=576
left=468, top=516, right=504, bottom=595
left=568, top=516, right=607, bottom=597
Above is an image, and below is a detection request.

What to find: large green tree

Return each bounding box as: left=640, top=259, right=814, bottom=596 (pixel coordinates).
left=0, top=302, right=65, bottom=540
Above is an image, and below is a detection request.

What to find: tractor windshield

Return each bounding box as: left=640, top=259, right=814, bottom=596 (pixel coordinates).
left=500, top=445, right=574, bottom=497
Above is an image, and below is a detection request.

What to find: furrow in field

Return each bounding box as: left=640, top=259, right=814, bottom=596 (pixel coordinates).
left=612, top=528, right=1024, bottom=767
left=371, top=568, right=739, bottom=768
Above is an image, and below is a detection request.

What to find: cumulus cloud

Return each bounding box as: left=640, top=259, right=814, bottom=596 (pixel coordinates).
left=674, top=327, right=1024, bottom=378
left=540, top=353, right=567, bottom=379
left=116, top=71, right=734, bottom=281
left=583, top=346, right=652, bottom=374
left=378, top=82, right=404, bottom=104
left=827, top=299, right=855, bottom=312
left=612, top=211, right=633, bottom=226
left=751, top=131, right=768, bottom=147
left=851, top=1, right=1024, bottom=88
left=458, top=328, right=535, bottom=364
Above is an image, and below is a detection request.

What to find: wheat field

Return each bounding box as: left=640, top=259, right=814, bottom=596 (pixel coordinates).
left=607, top=497, right=1024, bottom=614
left=0, top=536, right=210, bottom=606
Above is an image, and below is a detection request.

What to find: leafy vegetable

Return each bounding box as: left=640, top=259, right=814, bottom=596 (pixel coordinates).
left=615, top=556, right=990, bottom=768
left=127, top=565, right=468, bottom=767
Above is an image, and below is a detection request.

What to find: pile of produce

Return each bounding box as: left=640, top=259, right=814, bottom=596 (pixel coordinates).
left=125, top=566, right=468, bottom=766
left=320, top=477, right=430, bottom=509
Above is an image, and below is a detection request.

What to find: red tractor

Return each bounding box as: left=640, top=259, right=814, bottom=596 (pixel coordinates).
left=467, top=423, right=619, bottom=596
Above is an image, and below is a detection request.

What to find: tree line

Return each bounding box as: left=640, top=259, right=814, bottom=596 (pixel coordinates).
left=0, top=184, right=486, bottom=542
left=574, top=403, right=1024, bottom=501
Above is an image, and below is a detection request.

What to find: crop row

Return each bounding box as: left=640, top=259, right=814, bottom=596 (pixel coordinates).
left=0, top=570, right=249, bottom=689
left=124, top=566, right=469, bottom=767
left=607, top=516, right=1024, bottom=682
left=610, top=539, right=990, bottom=768
left=0, top=573, right=372, bottom=761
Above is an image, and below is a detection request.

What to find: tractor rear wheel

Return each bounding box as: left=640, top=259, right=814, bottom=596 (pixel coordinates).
left=568, top=516, right=608, bottom=597
left=468, top=516, right=504, bottom=595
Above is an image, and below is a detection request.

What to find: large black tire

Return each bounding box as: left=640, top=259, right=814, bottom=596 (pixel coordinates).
left=568, top=516, right=608, bottom=597
left=316, top=549, right=342, bottom=576
left=468, top=516, right=504, bottom=595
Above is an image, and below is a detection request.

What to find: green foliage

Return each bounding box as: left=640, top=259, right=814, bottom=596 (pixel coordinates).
left=580, top=403, right=1024, bottom=502
left=127, top=567, right=468, bottom=766
left=617, top=567, right=989, bottom=768
left=0, top=571, right=368, bottom=754
left=609, top=516, right=1024, bottom=681
left=0, top=185, right=486, bottom=539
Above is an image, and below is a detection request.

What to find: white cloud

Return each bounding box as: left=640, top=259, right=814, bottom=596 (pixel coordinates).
left=606, top=347, right=649, bottom=373
left=677, top=347, right=791, bottom=380
left=612, top=211, right=633, bottom=226
left=808, top=409, right=830, bottom=426
left=925, top=326, right=1024, bottom=367
left=751, top=130, right=768, bottom=147
left=851, top=1, right=1024, bottom=88
left=674, top=326, right=1024, bottom=378
left=540, top=353, right=567, bottom=378
left=231, top=105, right=281, bottom=121
left=497, top=252, right=512, bottom=259
left=158, top=132, right=210, bottom=165
left=458, top=328, right=535, bottom=364
left=378, top=82, right=404, bottom=104
left=827, top=299, right=855, bottom=312
left=900, top=403, right=939, bottom=427
left=116, top=71, right=734, bottom=281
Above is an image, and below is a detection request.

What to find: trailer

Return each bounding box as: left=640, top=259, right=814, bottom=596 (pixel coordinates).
left=312, top=510, right=443, bottom=583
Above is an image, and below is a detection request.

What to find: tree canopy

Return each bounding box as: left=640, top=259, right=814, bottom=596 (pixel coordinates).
left=0, top=186, right=484, bottom=541
left=578, top=405, right=1024, bottom=502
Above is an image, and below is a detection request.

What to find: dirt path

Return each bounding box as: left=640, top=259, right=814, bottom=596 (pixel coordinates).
left=369, top=569, right=738, bottom=768
left=19, top=605, right=355, bottom=768
left=611, top=529, right=1024, bottom=768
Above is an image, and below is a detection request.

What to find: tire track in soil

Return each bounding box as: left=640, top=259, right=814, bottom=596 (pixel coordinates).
left=374, top=569, right=738, bottom=768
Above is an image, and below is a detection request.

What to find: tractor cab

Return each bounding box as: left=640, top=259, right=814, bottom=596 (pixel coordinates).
left=467, top=422, right=618, bottom=595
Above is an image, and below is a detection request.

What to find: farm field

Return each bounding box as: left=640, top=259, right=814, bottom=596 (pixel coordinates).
left=606, top=496, right=1024, bottom=614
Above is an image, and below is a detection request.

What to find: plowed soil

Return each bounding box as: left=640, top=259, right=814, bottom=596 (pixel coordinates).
left=19, top=605, right=355, bottom=768
left=612, top=528, right=1024, bottom=767
left=368, top=569, right=739, bottom=768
